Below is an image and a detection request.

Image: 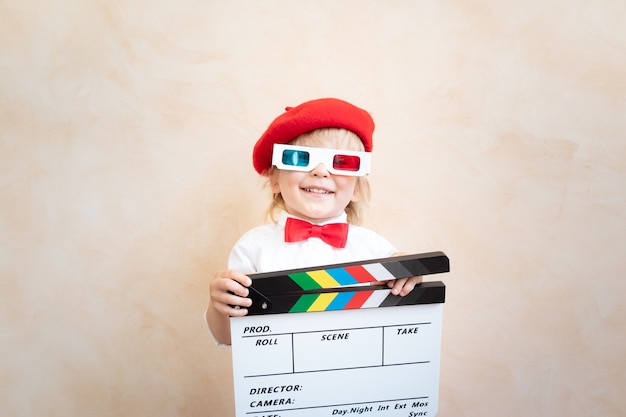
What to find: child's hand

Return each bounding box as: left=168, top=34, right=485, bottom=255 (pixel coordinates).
left=209, top=269, right=253, bottom=317
left=387, top=275, right=423, bottom=296
left=386, top=251, right=423, bottom=296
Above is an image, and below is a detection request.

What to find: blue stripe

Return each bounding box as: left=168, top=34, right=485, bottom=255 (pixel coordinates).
left=326, top=267, right=358, bottom=286
left=326, top=291, right=355, bottom=310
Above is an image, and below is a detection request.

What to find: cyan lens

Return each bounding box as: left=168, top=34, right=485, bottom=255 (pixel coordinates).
left=282, top=149, right=310, bottom=167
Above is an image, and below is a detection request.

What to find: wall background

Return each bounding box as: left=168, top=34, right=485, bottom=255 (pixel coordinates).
left=1, top=1, right=624, bottom=416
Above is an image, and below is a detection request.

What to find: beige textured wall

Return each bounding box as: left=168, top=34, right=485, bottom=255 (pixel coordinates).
left=1, top=1, right=624, bottom=416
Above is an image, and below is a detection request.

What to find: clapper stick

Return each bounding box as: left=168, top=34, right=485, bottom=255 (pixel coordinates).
left=245, top=252, right=449, bottom=315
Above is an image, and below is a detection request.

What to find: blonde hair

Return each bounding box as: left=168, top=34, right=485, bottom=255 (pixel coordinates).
left=264, top=128, right=371, bottom=225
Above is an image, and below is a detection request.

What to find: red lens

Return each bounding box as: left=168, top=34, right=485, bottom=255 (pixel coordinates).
left=332, top=154, right=361, bottom=171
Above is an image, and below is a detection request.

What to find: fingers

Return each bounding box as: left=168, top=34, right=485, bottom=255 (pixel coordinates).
left=213, top=289, right=252, bottom=316
left=210, top=270, right=253, bottom=316
left=210, top=298, right=250, bottom=317
left=387, top=276, right=423, bottom=296
left=388, top=252, right=422, bottom=296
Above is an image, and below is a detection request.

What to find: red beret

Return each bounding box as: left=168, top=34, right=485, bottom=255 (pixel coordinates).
left=252, top=98, right=374, bottom=174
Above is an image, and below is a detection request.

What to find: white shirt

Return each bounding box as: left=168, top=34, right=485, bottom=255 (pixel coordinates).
left=228, top=211, right=397, bottom=273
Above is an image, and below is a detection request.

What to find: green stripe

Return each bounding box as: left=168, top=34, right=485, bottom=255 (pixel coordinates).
left=289, top=272, right=321, bottom=291
left=289, top=294, right=319, bottom=313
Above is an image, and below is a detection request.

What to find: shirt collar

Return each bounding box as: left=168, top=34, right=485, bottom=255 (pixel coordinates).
left=277, top=210, right=348, bottom=228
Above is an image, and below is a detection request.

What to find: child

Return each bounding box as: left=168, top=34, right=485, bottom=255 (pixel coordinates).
left=206, top=98, right=422, bottom=345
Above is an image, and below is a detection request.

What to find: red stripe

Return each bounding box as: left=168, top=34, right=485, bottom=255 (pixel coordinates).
left=344, top=265, right=378, bottom=283
left=344, top=290, right=373, bottom=309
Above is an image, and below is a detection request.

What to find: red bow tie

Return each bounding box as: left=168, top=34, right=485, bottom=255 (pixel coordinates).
left=284, top=217, right=349, bottom=249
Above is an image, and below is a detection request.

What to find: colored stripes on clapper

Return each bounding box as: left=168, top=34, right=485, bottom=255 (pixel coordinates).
left=289, top=263, right=399, bottom=290
left=246, top=252, right=449, bottom=315
left=288, top=288, right=393, bottom=313
left=286, top=262, right=408, bottom=313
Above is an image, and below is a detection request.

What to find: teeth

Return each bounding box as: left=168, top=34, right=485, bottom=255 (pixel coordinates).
left=304, top=188, right=332, bottom=194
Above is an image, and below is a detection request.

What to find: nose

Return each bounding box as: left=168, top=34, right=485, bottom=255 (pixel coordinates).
left=310, top=163, right=330, bottom=177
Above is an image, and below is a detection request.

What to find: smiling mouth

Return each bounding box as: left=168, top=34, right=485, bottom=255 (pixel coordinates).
left=302, top=188, right=333, bottom=195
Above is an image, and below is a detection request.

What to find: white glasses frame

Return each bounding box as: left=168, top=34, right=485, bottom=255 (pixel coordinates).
left=271, top=144, right=371, bottom=176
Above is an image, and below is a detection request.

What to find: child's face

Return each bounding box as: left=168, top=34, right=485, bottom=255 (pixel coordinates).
left=270, top=131, right=362, bottom=223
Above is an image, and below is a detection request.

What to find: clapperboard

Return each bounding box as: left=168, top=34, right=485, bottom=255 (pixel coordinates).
left=230, top=252, right=449, bottom=417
